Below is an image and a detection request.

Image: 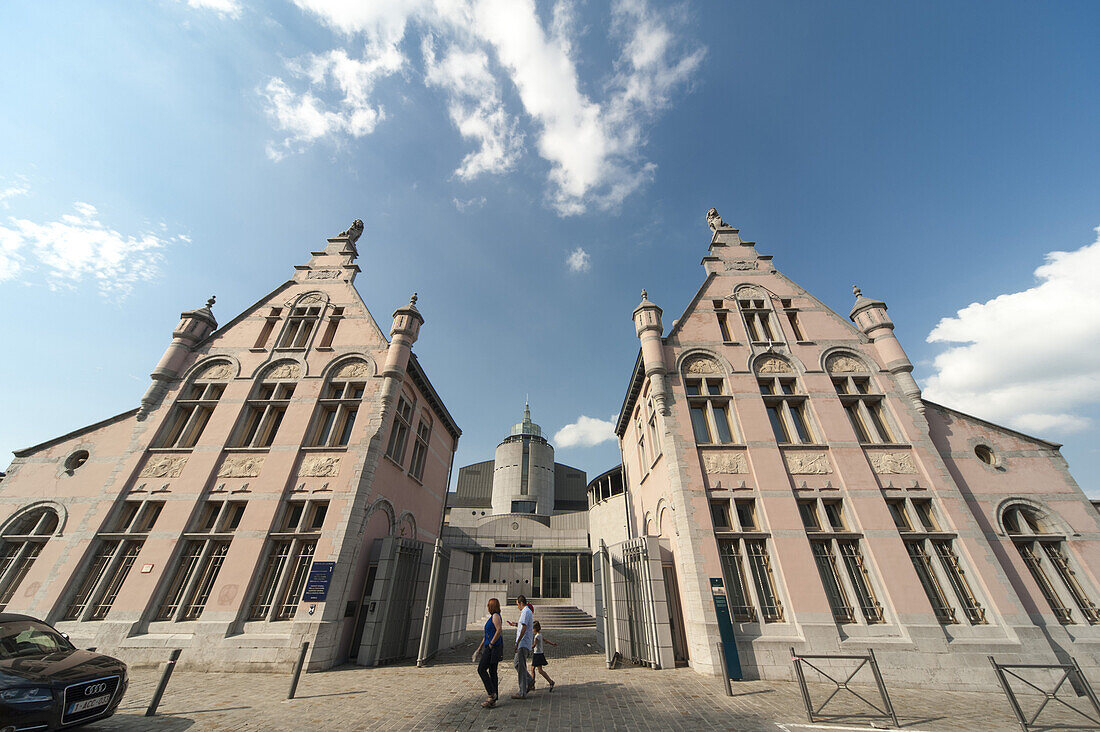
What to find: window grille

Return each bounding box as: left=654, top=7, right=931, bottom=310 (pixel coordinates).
left=247, top=500, right=327, bottom=621
left=799, top=498, right=884, bottom=624
left=155, top=500, right=245, bottom=621
left=0, top=507, right=60, bottom=611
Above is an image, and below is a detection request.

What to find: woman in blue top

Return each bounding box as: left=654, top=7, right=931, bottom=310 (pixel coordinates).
left=478, top=597, right=504, bottom=708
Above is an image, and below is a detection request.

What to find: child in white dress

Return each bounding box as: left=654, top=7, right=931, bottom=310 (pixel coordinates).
left=530, top=621, right=556, bottom=692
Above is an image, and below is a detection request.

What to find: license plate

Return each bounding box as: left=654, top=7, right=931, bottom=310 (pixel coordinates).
left=68, top=694, right=110, bottom=714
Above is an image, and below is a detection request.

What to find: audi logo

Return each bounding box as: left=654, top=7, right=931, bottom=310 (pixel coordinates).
left=85, top=682, right=108, bottom=696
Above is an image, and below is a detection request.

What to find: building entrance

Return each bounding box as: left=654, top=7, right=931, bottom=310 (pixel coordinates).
left=490, top=550, right=533, bottom=600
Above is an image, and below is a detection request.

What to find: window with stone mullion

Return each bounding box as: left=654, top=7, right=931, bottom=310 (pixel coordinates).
left=812, top=540, right=855, bottom=623
left=235, top=382, right=295, bottom=448
left=155, top=382, right=225, bottom=448
left=686, top=379, right=735, bottom=445
left=311, top=380, right=365, bottom=448
left=833, top=376, right=895, bottom=444
left=247, top=501, right=326, bottom=622
left=277, top=306, right=322, bottom=349
left=409, top=418, right=433, bottom=481
left=759, top=377, right=814, bottom=444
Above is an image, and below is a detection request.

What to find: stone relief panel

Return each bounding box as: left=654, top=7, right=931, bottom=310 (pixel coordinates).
left=826, top=353, right=867, bottom=374
left=218, top=455, right=265, bottom=478
left=195, top=362, right=233, bottom=380
left=267, top=362, right=301, bottom=380
left=869, top=452, right=917, bottom=474
left=683, top=355, right=722, bottom=374
left=299, top=456, right=340, bottom=478
left=736, top=286, right=766, bottom=300
left=307, top=270, right=340, bottom=280
left=756, top=355, right=793, bottom=374
left=334, top=360, right=371, bottom=379
left=298, top=293, right=325, bottom=305
left=785, top=452, right=833, bottom=474
left=139, top=455, right=188, bottom=478
left=725, top=261, right=758, bottom=271
left=702, top=452, right=748, bottom=475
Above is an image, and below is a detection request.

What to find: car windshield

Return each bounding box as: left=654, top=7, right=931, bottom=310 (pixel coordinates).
left=0, top=619, right=74, bottom=660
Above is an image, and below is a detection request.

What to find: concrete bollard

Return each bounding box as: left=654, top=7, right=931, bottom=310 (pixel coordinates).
left=145, top=649, right=182, bottom=717
left=286, top=641, right=310, bottom=700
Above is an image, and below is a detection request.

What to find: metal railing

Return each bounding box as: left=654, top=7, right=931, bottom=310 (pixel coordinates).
left=989, top=656, right=1100, bottom=732
left=790, top=646, right=898, bottom=727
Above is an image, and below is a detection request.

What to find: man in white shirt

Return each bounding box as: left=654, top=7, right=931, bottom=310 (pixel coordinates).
left=510, top=595, right=534, bottom=699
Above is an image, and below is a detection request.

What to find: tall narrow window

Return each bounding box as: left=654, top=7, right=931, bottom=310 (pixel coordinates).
left=64, top=501, right=162, bottom=621
left=1004, top=505, right=1099, bottom=624
left=636, top=415, right=649, bottom=472
left=758, top=370, right=816, bottom=444
left=893, top=497, right=985, bottom=624
left=785, top=310, right=805, bottom=341
left=0, top=507, right=60, bottom=611
left=409, top=416, right=433, bottom=481
left=318, top=307, right=344, bottom=348
left=154, top=364, right=229, bottom=448
left=277, top=305, right=322, bottom=349
left=386, top=396, right=414, bottom=464
left=155, top=501, right=244, bottom=621
left=646, top=401, right=661, bottom=459
left=716, top=500, right=783, bottom=623
left=717, top=312, right=732, bottom=342
left=311, top=363, right=367, bottom=448
left=253, top=308, right=282, bottom=349
left=233, top=373, right=296, bottom=448
left=799, top=497, right=883, bottom=624
left=248, top=500, right=327, bottom=621
left=686, top=378, right=737, bottom=445
left=828, top=359, right=897, bottom=444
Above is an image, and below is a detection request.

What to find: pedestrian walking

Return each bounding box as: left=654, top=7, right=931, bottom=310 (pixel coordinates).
left=476, top=598, right=503, bottom=708
left=510, top=595, right=534, bottom=699
left=530, top=621, right=556, bottom=692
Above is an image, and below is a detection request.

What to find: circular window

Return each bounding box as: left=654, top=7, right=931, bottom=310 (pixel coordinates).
left=64, top=450, right=89, bottom=472
left=975, top=445, right=995, bottom=465
left=512, top=522, right=519, bottom=531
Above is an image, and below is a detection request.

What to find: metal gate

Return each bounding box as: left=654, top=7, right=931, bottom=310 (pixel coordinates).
left=376, top=539, right=423, bottom=665
left=617, top=537, right=660, bottom=668
left=990, top=656, right=1100, bottom=732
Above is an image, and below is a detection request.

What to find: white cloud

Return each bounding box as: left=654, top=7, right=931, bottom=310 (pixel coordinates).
left=923, top=225, right=1100, bottom=436
left=181, top=0, right=242, bottom=18
left=0, top=177, right=29, bottom=208
left=262, top=0, right=703, bottom=215
left=566, top=246, right=590, bottom=272
left=554, top=414, right=617, bottom=448
left=0, top=202, right=184, bottom=297
left=453, top=195, right=486, bottom=212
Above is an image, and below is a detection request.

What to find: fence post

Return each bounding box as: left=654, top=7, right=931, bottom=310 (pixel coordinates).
left=791, top=646, right=814, bottom=724
left=866, top=648, right=899, bottom=728
left=144, top=649, right=181, bottom=717
left=286, top=641, right=310, bottom=700
left=715, top=642, right=733, bottom=696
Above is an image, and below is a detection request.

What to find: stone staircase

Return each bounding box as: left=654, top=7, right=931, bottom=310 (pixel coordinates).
left=527, top=605, right=596, bottom=630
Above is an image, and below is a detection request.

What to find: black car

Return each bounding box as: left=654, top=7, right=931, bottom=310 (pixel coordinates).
left=0, top=614, right=127, bottom=731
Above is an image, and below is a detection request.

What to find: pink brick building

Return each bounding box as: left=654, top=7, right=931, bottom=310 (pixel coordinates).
left=599, top=209, right=1100, bottom=689
left=0, top=221, right=459, bottom=671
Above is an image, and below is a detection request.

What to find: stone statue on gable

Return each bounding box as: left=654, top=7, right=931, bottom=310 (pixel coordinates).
left=706, top=207, right=729, bottom=232
left=337, top=219, right=364, bottom=244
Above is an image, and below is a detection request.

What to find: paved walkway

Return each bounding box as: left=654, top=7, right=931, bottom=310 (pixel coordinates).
left=91, top=631, right=1097, bottom=731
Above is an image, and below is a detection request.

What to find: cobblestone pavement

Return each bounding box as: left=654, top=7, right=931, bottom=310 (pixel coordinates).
left=89, top=631, right=1097, bottom=731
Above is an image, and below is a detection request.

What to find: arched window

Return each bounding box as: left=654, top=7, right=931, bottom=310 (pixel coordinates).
left=826, top=353, right=897, bottom=444
left=232, top=362, right=300, bottom=448
left=682, top=354, right=736, bottom=445
left=154, top=361, right=231, bottom=448
left=1003, top=504, right=1099, bottom=624
left=309, top=361, right=369, bottom=448
left=755, top=356, right=815, bottom=444
left=0, top=507, right=60, bottom=610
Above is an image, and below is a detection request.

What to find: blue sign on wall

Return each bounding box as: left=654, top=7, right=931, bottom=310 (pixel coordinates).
left=302, top=561, right=336, bottom=602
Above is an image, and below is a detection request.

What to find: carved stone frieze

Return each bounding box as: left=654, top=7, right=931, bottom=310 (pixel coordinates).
left=756, top=355, right=792, bottom=374
left=785, top=452, right=833, bottom=474
left=869, top=451, right=917, bottom=474
left=196, top=362, right=233, bottom=380
left=725, top=260, right=758, bottom=271
left=736, top=286, right=765, bottom=300
left=334, top=360, right=371, bottom=379
left=299, top=293, right=325, bottom=304
left=218, top=455, right=265, bottom=478
left=826, top=353, right=866, bottom=374
left=267, top=362, right=301, bottom=380
left=299, top=455, right=340, bottom=478
left=683, top=355, right=721, bottom=374
left=702, top=452, right=747, bottom=475
left=307, top=269, right=341, bottom=280
left=139, top=455, right=187, bottom=478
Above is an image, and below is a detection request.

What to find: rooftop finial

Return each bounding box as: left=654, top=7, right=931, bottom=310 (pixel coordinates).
left=706, top=207, right=729, bottom=232
left=206, top=295, right=216, bottom=309
left=641, top=288, right=648, bottom=301
left=852, top=285, right=862, bottom=298
left=410, top=292, right=418, bottom=306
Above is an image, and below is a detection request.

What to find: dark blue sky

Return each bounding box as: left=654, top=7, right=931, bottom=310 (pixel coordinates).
left=0, top=1, right=1097, bottom=492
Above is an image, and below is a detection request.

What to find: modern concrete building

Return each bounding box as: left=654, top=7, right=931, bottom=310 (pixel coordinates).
left=595, top=207, right=1100, bottom=690
left=0, top=221, right=459, bottom=671
left=442, top=405, right=596, bottom=623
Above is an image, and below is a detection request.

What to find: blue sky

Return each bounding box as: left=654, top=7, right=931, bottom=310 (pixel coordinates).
left=1, top=1, right=1098, bottom=494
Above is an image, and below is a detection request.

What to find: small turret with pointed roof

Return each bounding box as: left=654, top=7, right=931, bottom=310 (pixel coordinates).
left=632, top=289, right=671, bottom=414
left=848, top=284, right=924, bottom=415
left=137, top=294, right=220, bottom=419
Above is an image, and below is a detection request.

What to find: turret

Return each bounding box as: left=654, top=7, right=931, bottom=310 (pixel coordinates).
left=849, top=285, right=924, bottom=414
left=137, top=296, right=218, bottom=419
left=379, top=293, right=423, bottom=412
left=633, top=289, right=670, bottom=414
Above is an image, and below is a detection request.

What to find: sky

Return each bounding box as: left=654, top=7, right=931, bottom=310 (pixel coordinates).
left=0, top=1, right=1098, bottom=495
